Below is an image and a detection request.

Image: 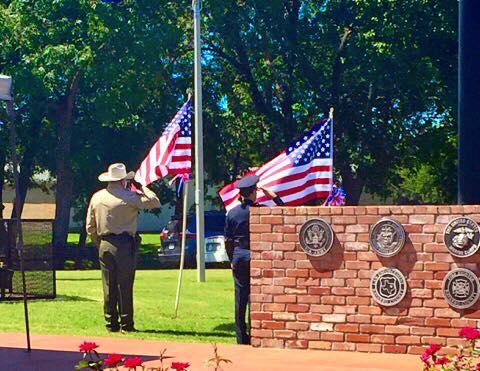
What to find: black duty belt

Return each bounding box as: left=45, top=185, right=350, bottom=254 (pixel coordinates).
left=233, top=237, right=249, bottom=249
left=102, top=232, right=133, bottom=240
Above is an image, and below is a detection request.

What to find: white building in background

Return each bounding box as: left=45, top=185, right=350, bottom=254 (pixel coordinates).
left=3, top=181, right=223, bottom=232
left=69, top=204, right=181, bottom=232
left=70, top=183, right=222, bottom=232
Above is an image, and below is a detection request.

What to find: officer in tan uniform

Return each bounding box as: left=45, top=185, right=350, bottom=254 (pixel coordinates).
left=86, top=163, right=160, bottom=333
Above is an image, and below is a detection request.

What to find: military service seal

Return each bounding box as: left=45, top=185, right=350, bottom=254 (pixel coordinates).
left=369, top=218, right=406, bottom=257
left=442, top=268, right=480, bottom=309
left=370, top=267, right=407, bottom=306
left=444, top=217, right=480, bottom=258
left=299, top=219, right=334, bottom=257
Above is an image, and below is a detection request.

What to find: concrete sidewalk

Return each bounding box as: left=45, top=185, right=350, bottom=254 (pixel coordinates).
left=0, top=332, right=419, bottom=370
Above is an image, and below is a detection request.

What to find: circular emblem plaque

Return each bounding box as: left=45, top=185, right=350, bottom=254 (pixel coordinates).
left=299, top=219, right=334, bottom=257
left=369, top=218, right=406, bottom=257
left=444, top=217, right=480, bottom=258
left=442, top=268, right=480, bottom=309
left=370, top=268, right=407, bottom=306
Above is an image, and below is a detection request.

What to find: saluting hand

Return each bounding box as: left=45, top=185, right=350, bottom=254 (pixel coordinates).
left=259, top=187, right=278, bottom=200
left=130, top=179, right=144, bottom=192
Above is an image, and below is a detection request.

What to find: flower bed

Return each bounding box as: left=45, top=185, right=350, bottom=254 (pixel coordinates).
left=421, top=327, right=480, bottom=370
left=75, top=341, right=230, bottom=370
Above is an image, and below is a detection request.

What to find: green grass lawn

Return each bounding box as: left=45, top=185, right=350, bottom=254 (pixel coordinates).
left=67, top=233, right=162, bottom=246
left=0, top=270, right=236, bottom=343
left=68, top=233, right=161, bottom=257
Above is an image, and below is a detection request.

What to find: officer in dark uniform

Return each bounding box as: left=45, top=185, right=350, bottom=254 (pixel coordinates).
left=224, top=175, right=284, bottom=344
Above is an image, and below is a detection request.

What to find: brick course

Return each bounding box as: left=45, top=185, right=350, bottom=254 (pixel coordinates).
left=250, top=206, right=480, bottom=354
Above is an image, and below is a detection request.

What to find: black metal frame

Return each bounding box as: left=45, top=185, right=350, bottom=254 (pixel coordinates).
left=0, top=218, right=56, bottom=301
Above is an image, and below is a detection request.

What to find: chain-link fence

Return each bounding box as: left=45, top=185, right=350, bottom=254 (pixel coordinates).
left=0, top=219, right=56, bottom=300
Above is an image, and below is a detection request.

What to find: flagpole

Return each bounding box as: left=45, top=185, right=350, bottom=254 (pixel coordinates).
left=329, top=107, right=334, bottom=199
left=3, top=81, right=31, bottom=352
left=174, top=181, right=190, bottom=317
left=192, top=0, right=205, bottom=282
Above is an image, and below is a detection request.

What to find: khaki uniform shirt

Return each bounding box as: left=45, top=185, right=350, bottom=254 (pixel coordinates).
left=86, top=183, right=160, bottom=246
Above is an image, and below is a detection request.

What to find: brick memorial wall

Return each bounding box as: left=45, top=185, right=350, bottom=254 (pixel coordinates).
left=249, top=205, right=480, bottom=354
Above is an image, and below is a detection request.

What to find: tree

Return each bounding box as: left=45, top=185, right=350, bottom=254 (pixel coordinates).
left=0, top=0, right=459, bottom=263
left=201, top=0, right=457, bottom=204
left=0, top=0, right=193, bottom=261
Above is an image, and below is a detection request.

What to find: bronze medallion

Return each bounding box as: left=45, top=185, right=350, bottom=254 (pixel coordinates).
left=444, top=217, right=480, bottom=258
left=369, top=218, right=406, bottom=257
left=370, top=267, right=407, bottom=307
left=299, top=219, right=334, bottom=257
left=443, top=268, right=480, bottom=309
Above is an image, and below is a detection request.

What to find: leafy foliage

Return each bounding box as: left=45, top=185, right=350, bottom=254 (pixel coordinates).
left=0, top=0, right=458, bottom=228
left=200, top=0, right=457, bottom=203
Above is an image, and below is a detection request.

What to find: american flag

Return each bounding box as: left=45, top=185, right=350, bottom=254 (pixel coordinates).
left=135, top=98, right=193, bottom=186
left=219, top=118, right=333, bottom=212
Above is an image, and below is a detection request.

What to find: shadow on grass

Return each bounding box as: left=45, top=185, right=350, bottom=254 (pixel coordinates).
left=213, top=323, right=236, bottom=332
left=140, top=328, right=235, bottom=339
left=138, top=244, right=161, bottom=254
left=0, top=295, right=96, bottom=304
left=54, top=295, right=97, bottom=302
left=0, top=347, right=158, bottom=371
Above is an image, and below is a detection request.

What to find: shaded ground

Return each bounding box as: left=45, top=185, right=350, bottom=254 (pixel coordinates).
left=65, top=232, right=165, bottom=269
left=1, top=333, right=420, bottom=371
left=0, top=270, right=236, bottom=343
left=2, top=203, right=55, bottom=219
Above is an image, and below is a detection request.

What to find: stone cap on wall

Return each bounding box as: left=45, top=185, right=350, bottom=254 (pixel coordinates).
left=250, top=205, right=480, bottom=216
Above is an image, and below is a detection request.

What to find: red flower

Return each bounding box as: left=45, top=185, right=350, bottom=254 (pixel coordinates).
left=435, top=357, right=449, bottom=365
left=476, top=363, right=480, bottom=370
left=171, top=362, right=191, bottom=371
left=425, top=343, right=442, bottom=355
left=79, top=341, right=99, bottom=353
left=459, top=326, right=480, bottom=340
left=420, top=353, right=430, bottom=364
left=123, top=357, right=143, bottom=369
left=104, top=354, right=123, bottom=368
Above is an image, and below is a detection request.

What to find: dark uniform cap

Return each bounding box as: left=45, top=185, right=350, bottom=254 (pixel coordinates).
left=236, top=175, right=259, bottom=189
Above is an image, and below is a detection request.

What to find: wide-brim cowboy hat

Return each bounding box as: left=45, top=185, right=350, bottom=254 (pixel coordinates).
left=98, top=163, right=135, bottom=182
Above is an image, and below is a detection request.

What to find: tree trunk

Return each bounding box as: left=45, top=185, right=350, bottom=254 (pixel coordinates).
left=340, top=168, right=365, bottom=206
left=10, top=148, right=34, bottom=219
left=281, top=0, right=300, bottom=143
left=74, top=223, right=87, bottom=269
left=54, top=172, right=74, bottom=269
left=0, top=149, right=7, bottom=258
left=0, top=149, right=5, bottom=219
left=231, top=150, right=241, bottom=182
left=331, top=27, right=352, bottom=108
left=52, top=71, right=81, bottom=269
left=10, top=118, right=43, bottom=219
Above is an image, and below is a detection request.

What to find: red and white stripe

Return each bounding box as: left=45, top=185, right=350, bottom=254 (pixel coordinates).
left=168, top=137, right=192, bottom=176
left=135, top=112, right=191, bottom=186
left=219, top=154, right=333, bottom=212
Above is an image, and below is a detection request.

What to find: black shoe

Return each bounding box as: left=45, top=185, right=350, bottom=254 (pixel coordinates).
left=121, top=327, right=137, bottom=334
left=106, top=326, right=120, bottom=333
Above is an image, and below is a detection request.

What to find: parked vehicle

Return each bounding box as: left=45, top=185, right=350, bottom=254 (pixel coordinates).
left=204, top=235, right=228, bottom=264
left=158, top=210, right=227, bottom=267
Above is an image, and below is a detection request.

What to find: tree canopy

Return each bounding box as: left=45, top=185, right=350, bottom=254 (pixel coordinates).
left=0, top=0, right=458, bottom=245
left=201, top=0, right=456, bottom=204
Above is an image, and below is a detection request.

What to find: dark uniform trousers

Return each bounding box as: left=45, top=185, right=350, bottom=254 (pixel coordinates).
left=99, top=234, right=136, bottom=331
left=225, top=196, right=284, bottom=345
left=232, top=247, right=250, bottom=344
